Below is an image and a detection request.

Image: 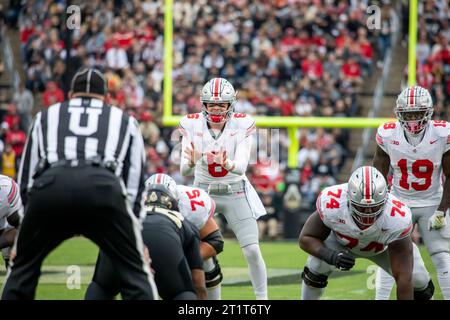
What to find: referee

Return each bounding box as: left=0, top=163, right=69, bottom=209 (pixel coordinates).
left=1, top=68, right=157, bottom=300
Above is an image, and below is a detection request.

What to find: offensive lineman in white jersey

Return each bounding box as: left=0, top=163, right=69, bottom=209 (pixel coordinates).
left=299, top=166, right=434, bottom=300
left=373, top=85, right=450, bottom=299
left=179, top=78, right=268, bottom=300
left=145, top=173, right=224, bottom=300
left=0, top=175, right=23, bottom=268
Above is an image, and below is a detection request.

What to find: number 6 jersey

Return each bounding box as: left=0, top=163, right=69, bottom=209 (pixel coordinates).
left=376, top=120, right=450, bottom=207
left=317, top=183, right=413, bottom=257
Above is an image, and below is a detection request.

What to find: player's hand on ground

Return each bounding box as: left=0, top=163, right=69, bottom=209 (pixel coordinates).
left=184, top=142, right=202, bottom=168
left=428, top=210, right=447, bottom=230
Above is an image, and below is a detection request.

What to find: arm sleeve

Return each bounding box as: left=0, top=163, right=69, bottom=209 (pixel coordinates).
left=122, top=117, right=147, bottom=222
left=224, top=121, right=255, bottom=175
left=180, top=126, right=196, bottom=176
left=445, top=127, right=450, bottom=153
left=17, top=112, right=42, bottom=207
left=375, top=132, right=388, bottom=153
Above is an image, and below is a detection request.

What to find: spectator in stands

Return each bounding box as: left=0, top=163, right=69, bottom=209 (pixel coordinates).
left=4, top=122, right=25, bottom=169
left=258, top=191, right=281, bottom=241
left=15, top=0, right=384, bottom=213
left=13, top=83, right=34, bottom=131
left=2, top=104, right=20, bottom=130
left=42, top=81, right=64, bottom=108
left=105, top=38, right=129, bottom=74
left=1, top=143, right=16, bottom=179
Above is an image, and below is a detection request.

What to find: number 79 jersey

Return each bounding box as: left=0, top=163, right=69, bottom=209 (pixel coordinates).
left=316, top=183, right=413, bottom=257
left=176, top=185, right=215, bottom=230
left=376, top=120, right=450, bottom=207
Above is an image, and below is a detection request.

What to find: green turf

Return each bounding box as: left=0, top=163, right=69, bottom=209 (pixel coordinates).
left=0, top=237, right=444, bottom=300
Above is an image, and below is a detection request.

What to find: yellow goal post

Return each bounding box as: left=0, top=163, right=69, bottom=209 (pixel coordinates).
left=162, top=0, right=419, bottom=169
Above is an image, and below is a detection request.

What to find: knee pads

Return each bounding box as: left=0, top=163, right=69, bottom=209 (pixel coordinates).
left=301, top=266, right=328, bottom=289
left=205, top=256, right=223, bottom=288
left=414, top=280, right=435, bottom=300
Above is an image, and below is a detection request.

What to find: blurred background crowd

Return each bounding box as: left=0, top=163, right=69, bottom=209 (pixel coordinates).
left=0, top=0, right=448, bottom=239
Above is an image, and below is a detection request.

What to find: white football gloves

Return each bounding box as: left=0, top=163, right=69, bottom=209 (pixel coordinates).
left=428, top=210, right=447, bottom=230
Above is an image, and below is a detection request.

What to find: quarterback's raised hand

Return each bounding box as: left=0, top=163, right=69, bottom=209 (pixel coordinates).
left=184, top=142, right=203, bottom=168
left=318, top=247, right=355, bottom=271
left=428, top=210, right=447, bottom=230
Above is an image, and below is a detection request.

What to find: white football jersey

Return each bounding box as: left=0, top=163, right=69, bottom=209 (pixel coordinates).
left=177, top=185, right=215, bottom=230
left=376, top=120, right=450, bottom=207
left=0, top=175, right=23, bottom=230
left=317, top=183, right=413, bottom=257
left=179, top=112, right=256, bottom=184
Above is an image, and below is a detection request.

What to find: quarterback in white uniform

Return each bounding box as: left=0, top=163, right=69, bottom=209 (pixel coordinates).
left=179, top=77, right=268, bottom=299
left=0, top=175, right=23, bottom=268
left=145, top=173, right=224, bottom=300
left=373, top=85, right=450, bottom=299
left=299, top=166, right=433, bottom=300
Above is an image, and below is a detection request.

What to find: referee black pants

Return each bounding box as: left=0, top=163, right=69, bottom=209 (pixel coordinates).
left=1, top=166, right=157, bottom=300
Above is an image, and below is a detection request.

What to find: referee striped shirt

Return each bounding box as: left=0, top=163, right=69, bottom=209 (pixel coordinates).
left=18, top=97, right=147, bottom=220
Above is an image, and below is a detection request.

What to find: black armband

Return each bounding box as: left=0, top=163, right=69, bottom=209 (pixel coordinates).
left=202, top=229, right=224, bottom=254
left=6, top=212, right=21, bottom=229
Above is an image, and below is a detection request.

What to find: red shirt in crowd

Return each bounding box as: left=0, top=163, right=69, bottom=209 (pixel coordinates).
left=301, top=57, right=323, bottom=79
left=359, top=42, right=373, bottom=59
left=135, top=27, right=154, bottom=45
left=20, top=26, right=36, bottom=44
left=43, top=82, right=65, bottom=107
left=341, top=61, right=361, bottom=79
left=113, top=32, right=134, bottom=49
left=5, top=128, right=27, bottom=157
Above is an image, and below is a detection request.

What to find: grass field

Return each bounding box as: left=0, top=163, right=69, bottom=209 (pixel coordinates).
left=0, top=237, right=444, bottom=300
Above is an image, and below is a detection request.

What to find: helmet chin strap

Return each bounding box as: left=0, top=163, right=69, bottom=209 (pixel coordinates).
left=404, top=125, right=426, bottom=147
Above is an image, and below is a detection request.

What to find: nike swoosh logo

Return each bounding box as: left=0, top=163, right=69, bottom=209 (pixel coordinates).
left=430, top=139, right=439, bottom=144
left=230, top=132, right=238, bottom=136
left=381, top=228, right=388, bottom=232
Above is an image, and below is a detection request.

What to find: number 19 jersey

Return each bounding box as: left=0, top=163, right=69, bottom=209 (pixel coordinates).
left=376, top=120, right=450, bottom=207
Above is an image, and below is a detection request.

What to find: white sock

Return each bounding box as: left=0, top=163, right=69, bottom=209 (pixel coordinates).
left=206, top=285, right=221, bottom=300
left=375, top=267, right=395, bottom=300
left=431, top=252, right=450, bottom=300
left=242, top=244, right=268, bottom=299
left=203, top=257, right=222, bottom=300
left=301, top=280, right=324, bottom=300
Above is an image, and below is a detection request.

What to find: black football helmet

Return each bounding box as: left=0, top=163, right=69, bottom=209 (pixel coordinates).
left=145, top=184, right=179, bottom=211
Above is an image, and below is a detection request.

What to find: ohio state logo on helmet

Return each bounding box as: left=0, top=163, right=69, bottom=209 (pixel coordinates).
left=395, top=86, right=433, bottom=135
left=201, top=78, right=237, bottom=123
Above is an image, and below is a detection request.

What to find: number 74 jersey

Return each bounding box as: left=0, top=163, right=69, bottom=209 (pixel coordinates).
left=376, top=120, right=450, bottom=207
left=317, top=183, right=413, bottom=257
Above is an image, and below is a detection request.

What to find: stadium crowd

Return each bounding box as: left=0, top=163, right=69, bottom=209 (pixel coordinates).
left=1, top=0, right=439, bottom=238
left=406, top=0, right=449, bottom=121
